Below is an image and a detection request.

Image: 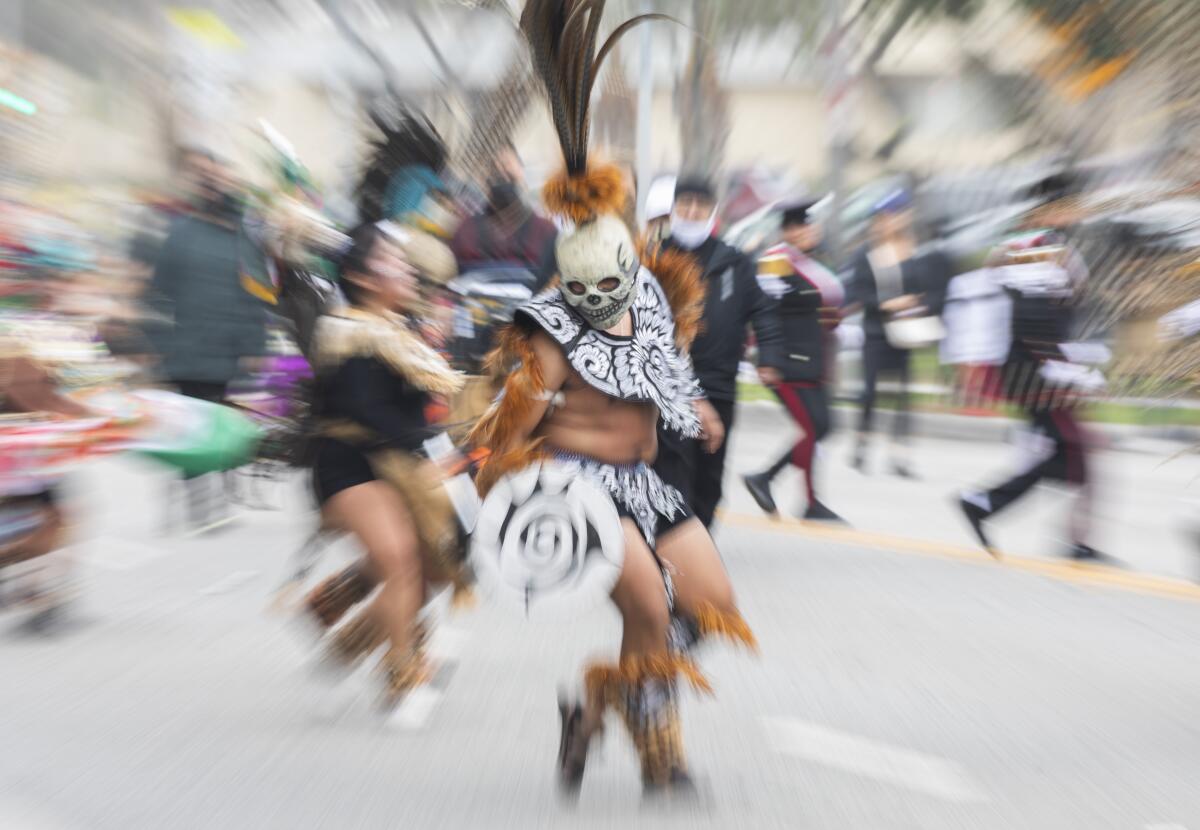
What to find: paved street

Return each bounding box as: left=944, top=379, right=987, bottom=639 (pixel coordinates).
left=3, top=413, right=1200, bottom=829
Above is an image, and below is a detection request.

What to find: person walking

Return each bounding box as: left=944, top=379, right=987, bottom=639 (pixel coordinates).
left=145, top=149, right=267, bottom=530
left=655, top=178, right=785, bottom=528
left=958, top=177, right=1106, bottom=561
left=742, top=200, right=846, bottom=521
left=844, top=190, right=950, bottom=478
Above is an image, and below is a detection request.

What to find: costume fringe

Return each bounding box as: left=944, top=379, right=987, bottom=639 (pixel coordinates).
left=641, top=243, right=705, bottom=350
left=472, top=440, right=549, bottom=496
left=584, top=654, right=713, bottom=704
left=450, top=581, right=478, bottom=610
left=694, top=603, right=759, bottom=652
left=542, top=164, right=627, bottom=225
left=313, top=309, right=464, bottom=397
left=469, top=324, right=551, bottom=495
left=329, top=606, right=388, bottom=664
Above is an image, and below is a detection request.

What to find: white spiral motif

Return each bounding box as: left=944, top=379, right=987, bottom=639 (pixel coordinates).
left=573, top=342, right=612, bottom=386
left=471, top=461, right=625, bottom=620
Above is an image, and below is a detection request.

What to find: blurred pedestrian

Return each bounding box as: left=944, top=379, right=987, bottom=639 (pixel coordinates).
left=145, top=149, right=267, bottom=529
left=844, top=190, right=951, bottom=478
left=449, top=142, right=558, bottom=287
left=742, top=200, right=846, bottom=522
left=654, top=177, right=785, bottom=528
left=643, top=174, right=676, bottom=244
left=958, top=176, right=1106, bottom=561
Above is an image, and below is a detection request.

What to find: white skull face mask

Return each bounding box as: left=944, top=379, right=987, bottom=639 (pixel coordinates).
left=555, top=215, right=640, bottom=330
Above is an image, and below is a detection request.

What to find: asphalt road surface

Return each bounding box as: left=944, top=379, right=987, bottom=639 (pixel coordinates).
left=2, top=414, right=1199, bottom=829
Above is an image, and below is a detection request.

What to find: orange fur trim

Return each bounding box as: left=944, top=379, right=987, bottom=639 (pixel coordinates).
left=694, top=604, right=759, bottom=652
left=472, top=440, right=548, bottom=496
left=468, top=324, right=551, bottom=494
left=542, top=164, right=627, bottom=224
left=584, top=654, right=713, bottom=705
left=641, top=242, right=705, bottom=350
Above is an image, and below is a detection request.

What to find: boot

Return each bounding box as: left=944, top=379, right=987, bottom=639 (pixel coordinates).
left=802, top=499, right=845, bottom=523
left=304, top=563, right=374, bottom=628
left=324, top=607, right=389, bottom=669
left=742, top=449, right=792, bottom=515
left=378, top=640, right=434, bottom=710
left=583, top=656, right=709, bottom=794
left=741, top=472, right=778, bottom=515
left=556, top=695, right=602, bottom=798
left=958, top=495, right=998, bottom=558
left=615, top=678, right=692, bottom=793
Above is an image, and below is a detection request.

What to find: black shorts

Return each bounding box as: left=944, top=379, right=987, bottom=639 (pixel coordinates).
left=311, top=438, right=377, bottom=505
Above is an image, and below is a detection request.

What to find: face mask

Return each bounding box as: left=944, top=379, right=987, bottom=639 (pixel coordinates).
left=488, top=180, right=521, bottom=212
left=669, top=211, right=715, bottom=250
left=556, top=215, right=640, bottom=330
left=201, top=189, right=239, bottom=220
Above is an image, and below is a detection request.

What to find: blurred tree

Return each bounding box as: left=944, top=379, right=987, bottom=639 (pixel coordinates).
left=637, top=0, right=823, bottom=180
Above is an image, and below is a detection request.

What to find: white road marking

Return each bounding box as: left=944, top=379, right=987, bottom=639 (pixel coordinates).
left=386, top=686, right=443, bottom=731
left=1146, top=824, right=1188, bottom=830
left=199, top=570, right=260, bottom=596
left=763, top=717, right=987, bottom=803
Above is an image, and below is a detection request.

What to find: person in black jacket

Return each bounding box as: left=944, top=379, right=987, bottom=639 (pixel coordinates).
left=656, top=178, right=785, bottom=528
left=845, top=190, right=951, bottom=478
left=304, top=223, right=469, bottom=709
left=742, top=201, right=846, bottom=521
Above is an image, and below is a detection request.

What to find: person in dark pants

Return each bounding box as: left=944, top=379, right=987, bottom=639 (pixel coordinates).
left=845, top=190, right=950, bottom=478
left=958, top=192, right=1105, bottom=562
left=145, top=149, right=267, bottom=530
left=654, top=178, right=784, bottom=528
left=742, top=200, right=846, bottom=521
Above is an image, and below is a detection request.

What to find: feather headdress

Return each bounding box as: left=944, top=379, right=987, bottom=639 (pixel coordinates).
left=357, top=106, right=448, bottom=225
left=519, top=0, right=670, bottom=222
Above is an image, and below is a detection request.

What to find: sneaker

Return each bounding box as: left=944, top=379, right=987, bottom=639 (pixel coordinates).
left=890, top=461, right=918, bottom=480
left=802, top=500, right=845, bottom=523
left=1069, top=543, right=1117, bottom=564
left=958, top=496, right=998, bottom=558
left=742, top=473, right=778, bottom=515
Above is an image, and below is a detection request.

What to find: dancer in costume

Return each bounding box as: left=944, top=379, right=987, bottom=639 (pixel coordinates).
left=302, top=223, right=469, bottom=707
left=469, top=0, right=756, bottom=795
left=743, top=199, right=846, bottom=522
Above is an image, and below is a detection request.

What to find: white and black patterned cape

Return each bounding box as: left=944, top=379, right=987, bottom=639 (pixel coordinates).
left=514, top=268, right=703, bottom=439
left=511, top=269, right=703, bottom=545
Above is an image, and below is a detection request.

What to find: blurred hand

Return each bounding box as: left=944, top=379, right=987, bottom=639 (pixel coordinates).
left=881, top=294, right=920, bottom=314
left=695, top=398, right=725, bottom=454
left=757, top=366, right=782, bottom=386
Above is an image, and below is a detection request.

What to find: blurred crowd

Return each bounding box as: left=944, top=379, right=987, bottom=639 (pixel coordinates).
left=2, top=0, right=1200, bottom=651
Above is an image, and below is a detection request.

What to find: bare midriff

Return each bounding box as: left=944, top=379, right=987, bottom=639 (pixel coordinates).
left=536, top=369, right=658, bottom=466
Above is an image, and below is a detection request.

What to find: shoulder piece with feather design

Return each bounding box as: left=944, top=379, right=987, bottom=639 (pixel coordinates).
left=313, top=308, right=464, bottom=397
left=514, top=270, right=701, bottom=437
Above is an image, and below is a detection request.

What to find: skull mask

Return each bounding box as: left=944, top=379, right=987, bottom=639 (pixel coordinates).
left=555, top=214, right=640, bottom=330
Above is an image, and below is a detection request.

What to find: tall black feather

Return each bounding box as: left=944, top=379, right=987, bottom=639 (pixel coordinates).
left=356, top=107, right=448, bottom=224
left=520, top=0, right=673, bottom=176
